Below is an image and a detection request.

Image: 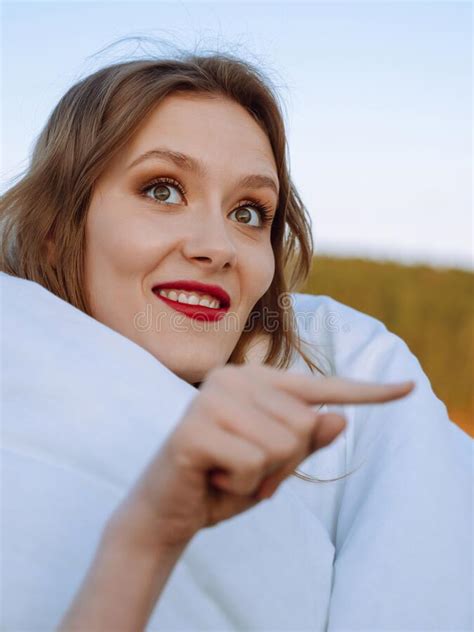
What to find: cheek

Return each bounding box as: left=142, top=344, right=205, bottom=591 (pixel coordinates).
left=85, top=201, right=174, bottom=276
left=243, top=242, right=275, bottom=301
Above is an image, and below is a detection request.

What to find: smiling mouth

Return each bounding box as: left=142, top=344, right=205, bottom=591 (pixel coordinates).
left=155, top=288, right=223, bottom=309
left=152, top=288, right=229, bottom=322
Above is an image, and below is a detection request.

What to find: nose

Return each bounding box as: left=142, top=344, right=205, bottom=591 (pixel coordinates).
left=181, top=211, right=238, bottom=270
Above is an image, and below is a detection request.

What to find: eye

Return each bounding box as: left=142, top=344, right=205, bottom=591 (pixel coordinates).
left=139, top=177, right=274, bottom=229
left=229, top=202, right=274, bottom=229
left=140, top=177, right=186, bottom=205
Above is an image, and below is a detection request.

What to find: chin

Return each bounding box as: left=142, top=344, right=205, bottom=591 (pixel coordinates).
left=140, top=333, right=234, bottom=384
left=152, top=352, right=224, bottom=386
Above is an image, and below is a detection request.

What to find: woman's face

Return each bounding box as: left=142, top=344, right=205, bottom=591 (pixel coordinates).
left=84, top=93, right=278, bottom=384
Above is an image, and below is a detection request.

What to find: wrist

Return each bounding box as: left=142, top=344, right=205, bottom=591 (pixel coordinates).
left=59, top=507, right=188, bottom=631
left=105, top=498, right=193, bottom=557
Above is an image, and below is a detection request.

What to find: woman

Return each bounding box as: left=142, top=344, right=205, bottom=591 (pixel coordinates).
left=1, top=50, right=471, bottom=631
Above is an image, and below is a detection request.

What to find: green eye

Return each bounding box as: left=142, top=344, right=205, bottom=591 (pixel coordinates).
left=142, top=178, right=185, bottom=205
left=139, top=177, right=274, bottom=229
left=229, top=202, right=274, bottom=229
left=230, top=206, right=261, bottom=227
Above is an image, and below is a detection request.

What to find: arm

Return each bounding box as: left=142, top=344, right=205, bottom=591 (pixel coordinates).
left=58, top=512, right=188, bottom=631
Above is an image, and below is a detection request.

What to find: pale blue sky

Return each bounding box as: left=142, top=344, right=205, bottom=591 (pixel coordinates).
left=1, top=1, right=472, bottom=269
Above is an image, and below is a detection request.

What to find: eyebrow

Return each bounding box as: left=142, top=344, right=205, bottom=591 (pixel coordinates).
left=127, top=148, right=279, bottom=198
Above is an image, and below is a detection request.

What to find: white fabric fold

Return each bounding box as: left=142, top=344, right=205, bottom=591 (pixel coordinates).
left=1, top=273, right=471, bottom=631
left=292, top=293, right=473, bottom=631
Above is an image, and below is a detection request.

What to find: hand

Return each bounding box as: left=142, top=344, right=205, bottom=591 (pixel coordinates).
left=110, top=364, right=414, bottom=551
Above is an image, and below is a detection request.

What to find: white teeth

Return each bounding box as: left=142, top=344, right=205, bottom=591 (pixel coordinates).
left=157, top=289, right=221, bottom=309
left=199, top=297, right=220, bottom=308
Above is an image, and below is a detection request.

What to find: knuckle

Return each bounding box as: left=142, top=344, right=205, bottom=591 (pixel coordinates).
left=297, top=406, right=318, bottom=429
left=269, top=436, right=300, bottom=463
left=166, top=426, right=198, bottom=468
left=208, top=364, right=243, bottom=388
left=285, top=433, right=301, bottom=454
left=287, top=408, right=316, bottom=440
left=243, top=363, right=270, bottom=377
left=241, top=363, right=278, bottom=387
left=193, top=390, right=216, bottom=414
left=205, top=365, right=227, bottom=386
left=245, top=447, right=268, bottom=473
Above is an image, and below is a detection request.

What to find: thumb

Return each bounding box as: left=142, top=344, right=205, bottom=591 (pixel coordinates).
left=311, top=412, right=347, bottom=451
left=252, top=412, right=348, bottom=501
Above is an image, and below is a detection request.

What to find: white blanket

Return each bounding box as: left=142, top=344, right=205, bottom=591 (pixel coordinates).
left=1, top=271, right=471, bottom=631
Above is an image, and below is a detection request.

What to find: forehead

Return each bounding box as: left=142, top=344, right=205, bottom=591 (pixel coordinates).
left=123, top=93, right=278, bottom=180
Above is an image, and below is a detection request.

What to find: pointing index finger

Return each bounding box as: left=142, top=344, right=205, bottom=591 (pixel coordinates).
left=277, top=373, right=415, bottom=405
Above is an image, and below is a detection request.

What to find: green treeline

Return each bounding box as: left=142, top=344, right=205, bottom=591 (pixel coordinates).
left=298, top=255, right=473, bottom=435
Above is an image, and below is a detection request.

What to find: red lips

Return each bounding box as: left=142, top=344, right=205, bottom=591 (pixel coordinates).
left=152, top=280, right=231, bottom=323
left=152, top=280, right=231, bottom=307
